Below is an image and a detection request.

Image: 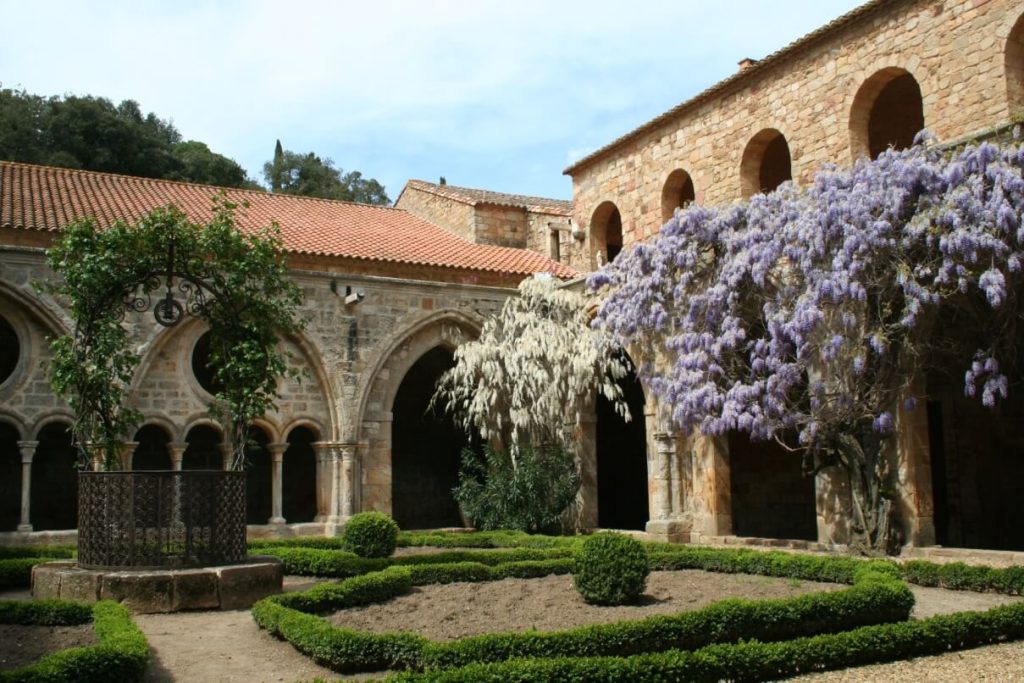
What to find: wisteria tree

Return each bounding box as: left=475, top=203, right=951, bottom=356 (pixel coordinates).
left=590, top=135, right=1024, bottom=553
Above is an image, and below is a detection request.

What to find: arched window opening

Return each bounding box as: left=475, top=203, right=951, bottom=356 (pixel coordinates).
left=31, top=422, right=79, bottom=531
left=245, top=426, right=273, bottom=524
left=661, top=169, right=696, bottom=223
left=183, top=425, right=224, bottom=470
left=132, top=424, right=171, bottom=470
left=850, top=68, right=924, bottom=160
left=0, top=316, right=19, bottom=385
left=596, top=360, right=649, bottom=530
left=1007, top=14, right=1024, bottom=116
left=283, top=426, right=318, bottom=523
left=590, top=201, right=624, bottom=269
left=740, top=129, right=792, bottom=198
left=392, top=346, right=468, bottom=529
left=191, top=331, right=225, bottom=396
left=729, top=432, right=816, bottom=541
left=0, top=422, right=20, bottom=531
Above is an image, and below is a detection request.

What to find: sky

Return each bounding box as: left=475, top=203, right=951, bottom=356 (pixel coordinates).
left=1, top=0, right=865, bottom=202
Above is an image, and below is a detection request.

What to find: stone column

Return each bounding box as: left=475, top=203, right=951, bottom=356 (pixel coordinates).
left=268, top=442, right=288, bottom=525
left=16, top=440, right=37, bottom=532
left=815, top=464, right=852, bottom=546
left=168, top=442, right=188, bottom=471
left=339, top=443, right=358, bottom=519
left=645, top=431, right=689, bottom=542
left=574, top=413, right=598, bottom=530
left=312, top=442, right=336, bottom=523
left=220, top=444, right=233, bottom=471
left=689, top=433, right=732, bottom=538
left=119, top=441, right=139, bottom=471
left=894, top=384, right=936, bottom=547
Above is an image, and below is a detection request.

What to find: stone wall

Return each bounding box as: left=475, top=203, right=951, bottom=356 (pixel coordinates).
left=473, top=204, right=527, bottom=248
left=393, top=185, right=476, bottom=242
left=568, top=0, right=1024, bottom=261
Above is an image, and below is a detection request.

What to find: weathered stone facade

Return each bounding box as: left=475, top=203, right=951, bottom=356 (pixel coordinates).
left=566, top=0, right=1024, bottom=551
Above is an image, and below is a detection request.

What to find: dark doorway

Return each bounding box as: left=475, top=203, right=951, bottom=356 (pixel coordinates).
left=391, top=346, right=467, bottom=529
left=596, top=367, right=649, bottom=530
left=132, top=424, right=171, bottom=470
left=0, top=422, right=20, bottom=530
left=183, top=425, right=224, bottom=470
left=867, top=72, right=924, bottom=159
left=283, top=426, right=318, bottom=523
left=30, top=423, right=79, bottom=531
left=245, top=427, right=273, bottom=525
left=729, top=432, right=816, bottom=540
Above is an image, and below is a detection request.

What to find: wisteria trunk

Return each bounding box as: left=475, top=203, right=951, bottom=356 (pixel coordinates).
left=833, top=429, right=898, bottom=555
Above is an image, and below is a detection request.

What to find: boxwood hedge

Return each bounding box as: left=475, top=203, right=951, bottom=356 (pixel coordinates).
left=0, top=599, right=148, bottom=682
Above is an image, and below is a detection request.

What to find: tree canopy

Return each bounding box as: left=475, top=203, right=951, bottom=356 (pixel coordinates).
left=590, top=135, right=1024, bottom=553
left=0, top=87, right=258, bottom=188
left=264, top=141, right=391, bottom=205
left=46, top=199, right=304, bottom=469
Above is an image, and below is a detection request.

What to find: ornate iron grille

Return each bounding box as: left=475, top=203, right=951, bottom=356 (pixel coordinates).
left=77, top=471, right=247, bottom=569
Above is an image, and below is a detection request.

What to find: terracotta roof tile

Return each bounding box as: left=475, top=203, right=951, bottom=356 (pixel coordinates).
left=563, top=0, right=895, bottom=175
left=0, top=161, right=577, bottom=279
left=402, top=179, right=572, bottom=215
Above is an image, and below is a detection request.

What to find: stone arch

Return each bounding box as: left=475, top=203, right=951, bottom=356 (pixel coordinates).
left=0, top=409, right=28, bottom=439
left=280, top=330, right=339, bottom=441
left=356, top=310, right=483, bottom=518
left=0, top=282, right=69, bottom=399
left=28, top=410, right=75, bottom=440
left=1007, top=13, right=1024, bottom=116
left=182, top=422, right=225, bottom=470
left=0, top=419, right=21, bottom=531
left=596, top=354, right=650, bottom=530
left=283, top=424, right=319, bottom=523
left=589, top=201, right=623, bottom=269
left=131, top=422, right=173, bottom=471
left=31, top=420, right=79, bottom=531
left=849, top=67, right=924, bottom=160
left=740, top=128, right=792, bottom=199
left=282, top=418, right=324, bottom=441
left=661, top=169, right=696, bottom=223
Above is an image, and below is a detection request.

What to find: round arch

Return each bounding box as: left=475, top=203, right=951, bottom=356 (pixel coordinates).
left=1007, top=13, right=1024, bottom=116
left=740, top=128, right=792, bottom=199
left=661, top=169, right=696, bottom=223
left=131, top=422, right=173, bottom=470
left=589, top=201, right=623, bottom=269
left=0, top=408, right=28, bottom=440
left=282, top=418, right=324, bottom=442
left=849, top=67, right=924, bottom=160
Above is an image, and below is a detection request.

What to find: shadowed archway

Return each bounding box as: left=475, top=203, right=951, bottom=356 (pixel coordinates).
left=596, top=363, right=649, bottom=530
left=30, top=422, right=79, bottom=531
left=850, top=68, right=924, bottom=160
left=283, top=425, right=318, bottom=523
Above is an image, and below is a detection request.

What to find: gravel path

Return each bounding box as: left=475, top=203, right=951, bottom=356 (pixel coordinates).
left=784, top=641, right=1024, bottom=681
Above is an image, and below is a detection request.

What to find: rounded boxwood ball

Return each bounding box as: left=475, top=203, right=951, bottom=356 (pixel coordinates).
left=573, top=532, right=649, bottom=605
left=343, top=511, right=399, bottom=558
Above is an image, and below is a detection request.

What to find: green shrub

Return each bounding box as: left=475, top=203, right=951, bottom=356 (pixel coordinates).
left=573, top=532, right=649, bottom=605
left=0, top=557, right=52, bottom=590
left=0, top=599, right=93, bottom=626
left=0, top=546, right=75, bottom=560
left=343, top=511, right=400, bottom=558
left=454, top=443, right=579, bottom=533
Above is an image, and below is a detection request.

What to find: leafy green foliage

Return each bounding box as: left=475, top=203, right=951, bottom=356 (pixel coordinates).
left=573, top=533, right=649, bottom=605
left=0, top=599, right=92, bottom=625
left=264, top=143, right=390, bottom=204
left=454, top=443, right=580, bottom=533
left=0, top=87, right=255, bottom=187
left=343, top=512, right=400, bottom=558
left=46, top=200, right=304, bottom=468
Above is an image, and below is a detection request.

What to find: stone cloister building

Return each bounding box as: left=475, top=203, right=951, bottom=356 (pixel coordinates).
left=2, top=0, right=1024, bottom=553
left=566, top=0, right=1024, bottom=552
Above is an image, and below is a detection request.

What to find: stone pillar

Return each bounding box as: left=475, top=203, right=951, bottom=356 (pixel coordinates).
left=339, top=443, right=358, bottom=519
left=17, top=440, right=37, bottom=532
left=268, top=442, right=288, bottom=525
left=689, top=433, right=732, bottom=538
left=119, top=441, right=139, bottom=471
left=312, top=442, right=336, bottom=523
left=815, top=464, right=852, bottom=546
left=220, top=444, right=233, bottom=471
left=574, top=413, right=599, bottom=530
left=894, top=384, right=936, bottom=547
left=168, top=442, right=188, bottom=471
left=645, top=431, right=690, bottom=542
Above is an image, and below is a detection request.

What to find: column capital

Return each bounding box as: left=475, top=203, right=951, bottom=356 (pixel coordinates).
left=267, top=442, right=289, bottom=460
left=17, top=440, right=38, bottom=464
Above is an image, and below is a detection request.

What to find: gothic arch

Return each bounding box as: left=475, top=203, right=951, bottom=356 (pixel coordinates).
left=1007, top=12, right=1024, bottom=116
left=589, top=201, right=623, bottom=268
left=740, top=128, right=792, bottom=199
left=849, top=67, right=925, bottom=160
left=661, top=169, right=696, bottom=223
left=0, top=282, right=69, bottom=400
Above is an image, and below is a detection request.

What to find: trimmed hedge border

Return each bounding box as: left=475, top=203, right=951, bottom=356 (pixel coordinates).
left=252, top=563, right=912, bottom=674
left=384, top=601, right=1024, bottom=682
left=0, top=547, right=76, bottom=591
left=0, top=599, right=148, bottom=682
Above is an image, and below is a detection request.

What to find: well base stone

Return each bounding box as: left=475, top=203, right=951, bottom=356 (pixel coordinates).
left=31, top=556, right=282, bottom=614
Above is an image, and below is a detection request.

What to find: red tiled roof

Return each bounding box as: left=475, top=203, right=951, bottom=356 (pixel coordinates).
left=563, top=0, right=895, bottom=175
left=0, top=161, right=577, bottom=279
left=400, top=179, right=572, bottom=215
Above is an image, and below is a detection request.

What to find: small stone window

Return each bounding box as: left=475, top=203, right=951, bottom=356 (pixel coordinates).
left=0, top=316, right=19, bottom=385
